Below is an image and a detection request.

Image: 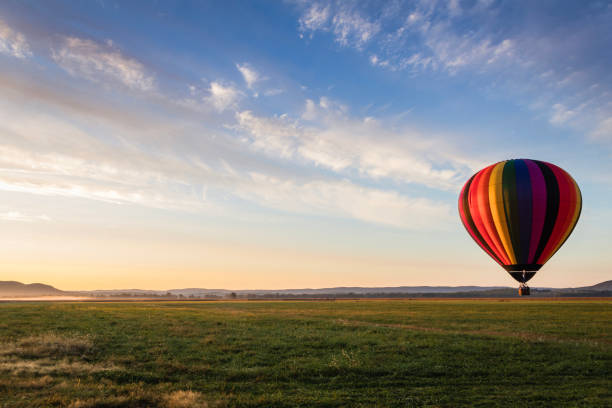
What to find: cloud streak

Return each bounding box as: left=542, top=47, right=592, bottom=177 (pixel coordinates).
left=0, top=20, right=31, bottom=58
left=299, top=3, right=380, bottom=48
left=52, top=37, right=155, bottom=91
left=0, top=211, right=50, bottom=222
left=296, top=1, right=612, bottom=145
left=237, top=173, right=453, bottom=230
left=234, top=99, right=477, bottom=191
left=205, top=81, right=241, bottom=112
left=0, top=75, right=455, bottom=229
left=236, top=63, right=260, bottom=89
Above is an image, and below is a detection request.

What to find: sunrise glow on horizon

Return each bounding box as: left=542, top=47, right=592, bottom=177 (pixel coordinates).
left=1, top=1, right=611, bottom=291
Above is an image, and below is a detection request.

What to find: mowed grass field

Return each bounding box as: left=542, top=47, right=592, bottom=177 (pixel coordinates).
left=0, top=299, right=610, bottom=407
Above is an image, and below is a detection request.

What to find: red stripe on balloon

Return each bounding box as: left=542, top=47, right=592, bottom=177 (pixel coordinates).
left=459, top=178, right=503, bottom=266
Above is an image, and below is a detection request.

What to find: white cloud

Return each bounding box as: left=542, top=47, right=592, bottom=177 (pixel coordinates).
left=591, top=117, right=612, bottom=141
left=299, top=3, right=379, bottom=48
left=298, top=2, right=510, bottom=71
left=0, top=93, right=456, bottom=230
left=299, top=4, right=330, bottom=32
left=0, top=99, right=216, bottom=211
left=206, top=81, right=241, bottom=112
left=236, top=63, right=260, bottom=89
left=234, top=100, right=476, bottom=191
left=52, top=37, right=154, bottom=91
left=0, top=211, right=50, bottom=222
left=237, top=174, right=453, bottom=230
left=302, top=97, right=347, bottom=120
left=550, top=103, right=577, bottom=126
left=296, top=1, right=612, bottom=151
left=331, top=9, right=380, bottom=48
left=263, top=88, right=284, bottom=96
left=235, top=111, right=298, bottom=158
left=447, top=0, right=462, bottom=17
left=0, top=20, right=31, bottom=58
left=413, top=22, right=515, bottom=74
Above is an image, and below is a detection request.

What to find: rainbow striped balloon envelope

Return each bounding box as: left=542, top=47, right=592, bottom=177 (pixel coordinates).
left=458, top=159, right=582, bottom=284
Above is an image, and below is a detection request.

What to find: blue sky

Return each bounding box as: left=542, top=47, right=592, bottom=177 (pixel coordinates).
left=0, top=0, right=610, bottom=289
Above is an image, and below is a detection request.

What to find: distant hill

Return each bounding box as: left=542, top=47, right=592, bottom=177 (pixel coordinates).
left=579, top=280, right=612, bottom=291
left=84, top=281, right=612, bottom=298
left=0, top=281, right=65, bottom=297
left=87, top=285, right=510, bottom=298
left=2, top=280, right=611, bottom=298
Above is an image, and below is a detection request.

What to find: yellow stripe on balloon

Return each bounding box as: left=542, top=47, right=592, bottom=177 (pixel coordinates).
left=541, top=175, right=582, bottom=265
left=488, top=161, right=516, bottom=264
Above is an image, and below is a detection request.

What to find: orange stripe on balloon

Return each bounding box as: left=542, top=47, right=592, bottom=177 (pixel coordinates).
left=471, top=165, right=511, bottom=264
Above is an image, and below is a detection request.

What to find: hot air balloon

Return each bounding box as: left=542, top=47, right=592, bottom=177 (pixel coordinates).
left=458, top=159, right=582, bottom=296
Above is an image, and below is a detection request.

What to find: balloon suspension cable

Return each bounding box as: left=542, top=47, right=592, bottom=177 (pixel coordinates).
left=518, top=270, right=530, bottom=296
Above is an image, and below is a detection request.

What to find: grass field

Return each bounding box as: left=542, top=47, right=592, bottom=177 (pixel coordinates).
left=0, top=299, right=610, bottom=407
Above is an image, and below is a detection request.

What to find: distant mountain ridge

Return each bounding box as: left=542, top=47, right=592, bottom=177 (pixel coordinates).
left=165, top=285, right=510, bottom=296
left=579, top=280, right=612, bottom=291
left=87, top=286, right=510, bottom=297
left=0, top=281, right=66, bottom=296
left=1, top=280, right=610, bottom=298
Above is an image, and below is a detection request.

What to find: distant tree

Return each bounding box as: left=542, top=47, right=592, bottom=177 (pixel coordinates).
left=229, top=292, right=237, bottom=299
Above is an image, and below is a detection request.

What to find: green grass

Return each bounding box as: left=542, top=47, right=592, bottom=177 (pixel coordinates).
left=0, top=299, right=610, bottom=407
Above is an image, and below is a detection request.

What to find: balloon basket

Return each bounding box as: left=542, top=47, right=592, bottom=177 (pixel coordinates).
left=518, top=284, right=530, bottom=296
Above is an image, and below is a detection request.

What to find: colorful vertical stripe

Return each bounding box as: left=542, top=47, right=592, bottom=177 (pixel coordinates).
left=458, top=159, right=582, bottom=283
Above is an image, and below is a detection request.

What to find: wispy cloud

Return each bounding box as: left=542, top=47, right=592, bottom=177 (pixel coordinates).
left=296, top=1, right=612, bottom=146
left=549, top=103, right=578, bottom=126
left=0, top=101, right=454, bottom=229
left=591, top=117, right=612, bottom=142
left=236, top=63, right=260, bottom=89
left=234, top=98, right=477, bottom=190
left=52, top=37, right=155, bottom=91
left=235, top=111, right=298, bottom=159
left=299, top=3, right=380, bottom=48
left=0, top=95, right=215, bottom=211
left=0, top=211, right=50, bottom=222
left=0, top=20, right=31, bottom=58
left=263, top=88, right=284, bottom=97
left=0, top=62, right=459, bottom=229
left=299, top=4, right=330, bottom=33
left=205, top=81, right=241, bottom=112
left=237, top=173, right=453, bottom=230
left=300, top=1, right=514, bottom=74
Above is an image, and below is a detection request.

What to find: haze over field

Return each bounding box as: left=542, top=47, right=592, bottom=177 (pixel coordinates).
left=0, top=1, right=611, bottom=290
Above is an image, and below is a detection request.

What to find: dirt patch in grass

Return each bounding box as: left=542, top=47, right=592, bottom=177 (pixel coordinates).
left=68, top=394, right=158, bottom=408
left=163, top=390, right=209, bottom=408
left=67, top=390, right=216, bottom=408
left=0, top=332, right=93, bottom=359
left=0, top=375, right=53, bottom=389
left=0, top=355, right=117, bottom=375
left=0, top=333, right=118, bottom=376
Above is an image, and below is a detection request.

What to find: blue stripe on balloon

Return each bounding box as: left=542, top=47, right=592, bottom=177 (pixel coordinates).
left=514, top=159, right=532, bottom=264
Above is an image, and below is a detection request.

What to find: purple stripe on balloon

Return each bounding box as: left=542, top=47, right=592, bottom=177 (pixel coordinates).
left=525, top=159, right=546, bottom=263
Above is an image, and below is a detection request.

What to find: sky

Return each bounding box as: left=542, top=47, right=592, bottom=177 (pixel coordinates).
left=0, top=0, right=611, bottom=290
